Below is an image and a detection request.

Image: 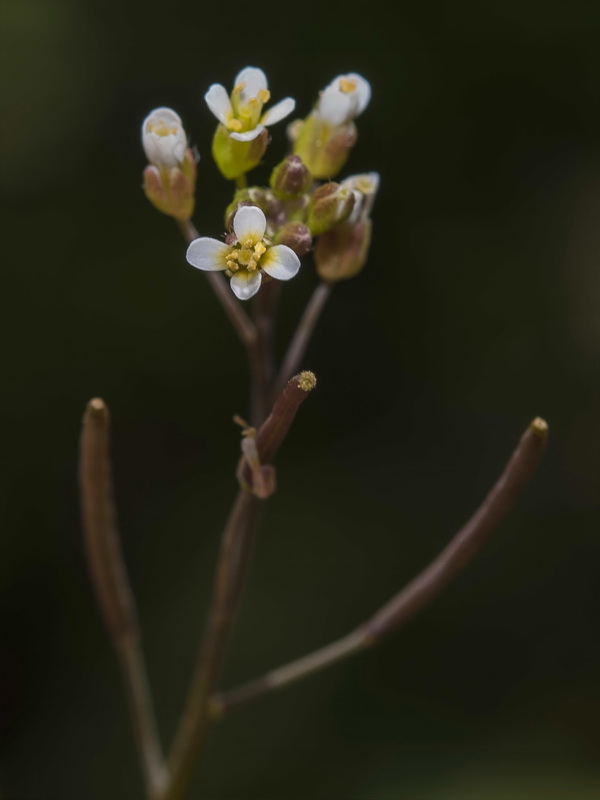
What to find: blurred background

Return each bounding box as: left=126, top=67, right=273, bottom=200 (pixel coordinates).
left=1, top=0, right=599, bottom=798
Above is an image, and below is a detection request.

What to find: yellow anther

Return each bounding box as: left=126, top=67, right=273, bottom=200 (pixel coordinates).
left=339, top=77, right=357, bottom=93
left=254, top=242, right=266, bottom=257
left=228, top=249, right=239, bottom=260
left=243, top=238, right=254, bottom=248
left=226, top=260, right=239, bottom=272
left=258, top=89, right=271, bottom=104
left=226, top=117, right=243, bottom=132
left=247, top=259, right=257, bottom=271
left=233, top=82, right=246, bottom=94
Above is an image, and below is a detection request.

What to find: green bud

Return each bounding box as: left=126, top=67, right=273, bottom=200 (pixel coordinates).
left=270, top=155, right=313, bottom=199
left=292, top=114, right=357, bottom=180
left=212, top=124, right=269, bottom=181
left=274, top=222, right=313, bottom=257
left=314, top=219, right=372, bottom=282
left=142, top=148, right=196, bottom=220
left=307, top=182, right=355, bottom=236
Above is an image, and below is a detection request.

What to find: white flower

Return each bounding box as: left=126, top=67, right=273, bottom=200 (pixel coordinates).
left=340, top=172, right=380, bottom=222
left=186, top=206, right=301, bottom=300
left=205, top=67, right=295, bottom=142
left=316, top=73, right=371, bottom=127
left=142, top=107, right=188, bottom=169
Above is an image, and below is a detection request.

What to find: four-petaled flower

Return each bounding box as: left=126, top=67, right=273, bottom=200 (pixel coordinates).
left=316, top=73, right=371, bottom=126
left=205, top=67, right=295, bottom=142
left=186, top=206, right=301, bottom=301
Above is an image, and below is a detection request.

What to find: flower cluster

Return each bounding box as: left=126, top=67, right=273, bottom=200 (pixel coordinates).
left=141, top=67, right=379, bottom=300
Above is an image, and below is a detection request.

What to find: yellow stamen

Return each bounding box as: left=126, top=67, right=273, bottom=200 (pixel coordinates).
left=258, top=89, right=270, bottom=104
left=226, top=117, right=243, bottom=132
left=228, top=250, right=239, bottom=260
left=226, top=260, right=239, bottom=272
left=247, top=259, right=257, bottom=271
left=232, top=82, right=246, bottom=94
left=243, top=238, right=254, bottom=248
left=339, top=77, right=357, bottom=93
left=254, top=242, right=266, bottom=258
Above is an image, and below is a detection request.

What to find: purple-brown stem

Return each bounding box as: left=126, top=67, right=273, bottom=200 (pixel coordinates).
left=212, top=417, right=548, bottom=716
left=162, top=374, right=317, bottom=800
left=79, top=398, right=168, bottom=799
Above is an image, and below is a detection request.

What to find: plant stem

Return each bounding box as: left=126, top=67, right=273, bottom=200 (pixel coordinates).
left=176, top=218, right=257, bottom=349
left=163, top=488, right=260, bottom=800
left=212, top=417, right=549, bottom=716
left=162, top=374, right=317, bottom=800
left=79, top=399, right=168, bottom=799
left=276, top=281, right=332, bottom=394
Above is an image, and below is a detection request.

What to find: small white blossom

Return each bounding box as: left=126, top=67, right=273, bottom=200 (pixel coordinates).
left=205, top=67, right=295, bottom=142
left=316, top=73, right=371, bottom=127
left=186, top=206, right=300, bottom=300
left=141, top=107, right=188, bottom=169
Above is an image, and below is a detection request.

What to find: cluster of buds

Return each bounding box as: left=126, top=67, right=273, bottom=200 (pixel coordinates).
left=141, top=68, right=379, bottom=299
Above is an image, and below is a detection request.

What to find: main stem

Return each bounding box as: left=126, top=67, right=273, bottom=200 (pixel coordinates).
left=163, top=489, right=260, bottom=800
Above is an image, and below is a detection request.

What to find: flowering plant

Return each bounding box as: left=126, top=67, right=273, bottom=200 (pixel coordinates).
left=79, top=65, right=548, bottom=800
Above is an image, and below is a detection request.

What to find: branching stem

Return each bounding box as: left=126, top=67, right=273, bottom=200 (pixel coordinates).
left=212, top=417, right=549, bottom=716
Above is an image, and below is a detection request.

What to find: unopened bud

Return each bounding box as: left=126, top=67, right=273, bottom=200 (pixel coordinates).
left=308, top=182, right=355, bottom=236
left=275, top=222, right=313, bottom=257
left=224, top=187, right=283, bottom=233
left=270, top=155, right=313, bottom=198
left=141, top=107, right=197, bottom=219
left=212, top=124, right=269, bottom=181
left=314, top=218, right=372, bottom=282
left=143, top=148, right=197, bottom=220
left=292, top=116, right=358, bottom=180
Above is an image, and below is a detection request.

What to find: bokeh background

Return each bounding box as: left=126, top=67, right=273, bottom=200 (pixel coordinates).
left=1, top=1, right=599, bottom=798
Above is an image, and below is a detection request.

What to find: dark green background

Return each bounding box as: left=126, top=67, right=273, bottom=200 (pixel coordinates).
left=1, top=1, right=599, bottom=798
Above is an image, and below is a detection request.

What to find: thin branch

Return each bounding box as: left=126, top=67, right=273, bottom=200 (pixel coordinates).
left=79, top=398, right=168, bottom=799
left=276, top=281, right=332, bottom=394
left=163, top=374, right=317, bottom=800
left=176, top=218, right=257, bottom=349
left=212, top=417, right=549, bottom=716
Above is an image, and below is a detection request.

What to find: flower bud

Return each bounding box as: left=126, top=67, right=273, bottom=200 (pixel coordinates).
left=307, top=182, right=355, bottom=236
left=212, top=124, right=269, bottom=181
left=314, top=218, right=372, bottom=282
left=141, top=107, right=197, bottom=219
left=269, top=155, right=313, bottom=198
left=224, top=187, right=284, bottom=234
left=292, top=73, right=369, bottom=179
left=314, top=172, right=379, bottom=282
left=274, top=222, right=313, bottom=257
left=293, top=117, right=357, bottom=180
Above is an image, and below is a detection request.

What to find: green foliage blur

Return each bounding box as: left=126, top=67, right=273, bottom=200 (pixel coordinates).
left=1, top=0, right=598, bottom=798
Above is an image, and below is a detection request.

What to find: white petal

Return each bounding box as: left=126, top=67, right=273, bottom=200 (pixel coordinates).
left=260, top=245, right=300, bottom=281
left=261, top=97, right=296, bottom=126
left=317, top=84, right=354, bottom=126
left=230, top=270, right=262, bottom=300
left=234, top=67, right=268, bottom=101
left=205, top=84, right=232, bottom=125
left=186, top=238, right=230, bottom=271
left=229, top=124, right=265, bottom=142
left=233, top=206, right=266, bottom=243
left=142, top=107, right=182, bottom=133
left=345, top=73, right=371, bottom=114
